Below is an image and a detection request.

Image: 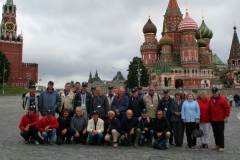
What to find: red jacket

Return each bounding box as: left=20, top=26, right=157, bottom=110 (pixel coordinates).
left=39, top=116, right=59, bottom=132
left=19, top=113, right=39, bottom=131
left=197, top=99, right=211, bottom=123
left=209, top=95, right=230, bottom=121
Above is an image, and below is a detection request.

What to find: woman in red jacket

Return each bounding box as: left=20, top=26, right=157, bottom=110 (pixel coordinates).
left=197, top=91, right=211, bottom=148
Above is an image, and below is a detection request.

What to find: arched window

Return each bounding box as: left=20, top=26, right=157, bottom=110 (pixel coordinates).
left=175, top=70, right=178, bottom=73
left=232, top=60, right=236, bottom=66
left=192, top=70, right=194, bottom=73
left=195, top=70, right=198, bottom=73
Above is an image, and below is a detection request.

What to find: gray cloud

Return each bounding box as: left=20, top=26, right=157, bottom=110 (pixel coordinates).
left=7, top=0, right=239, bottom=88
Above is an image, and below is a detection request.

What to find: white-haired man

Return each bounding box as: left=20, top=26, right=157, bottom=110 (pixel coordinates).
left=104, top=111, right=121, bottom=147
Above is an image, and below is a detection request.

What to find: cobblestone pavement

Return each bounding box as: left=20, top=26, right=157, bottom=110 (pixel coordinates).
left=0, top=96, right=240, bottom=160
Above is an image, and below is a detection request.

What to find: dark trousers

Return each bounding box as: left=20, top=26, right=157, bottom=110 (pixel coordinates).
left=212, top=121, right=225, bottom=148
left=56, top=129, right=74, bottom=145
left=171, top=121, right=185, bottom=145
left=185, top=122, right=197, bottom=147
left=20, top=126, right=39, bottom=141
left=169, top=123, right=174, bottom=144
left=72, top=130, right=88, bottom=144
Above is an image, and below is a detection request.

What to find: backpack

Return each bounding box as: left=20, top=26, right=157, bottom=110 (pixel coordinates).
left=153, top=137, right=167, bottom=150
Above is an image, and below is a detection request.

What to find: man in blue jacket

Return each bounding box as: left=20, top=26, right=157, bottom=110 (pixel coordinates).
left=111, top=87, right=129, bottom=121
left=39, top=81, right=61, bottom=116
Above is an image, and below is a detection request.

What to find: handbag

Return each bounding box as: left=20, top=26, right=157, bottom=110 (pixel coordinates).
left=153, top=137, right=167, bottom=150
left=193, top=124, right=204, bottom=138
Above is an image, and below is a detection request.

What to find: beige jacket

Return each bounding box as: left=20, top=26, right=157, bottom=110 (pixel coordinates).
left=23, top=92, right=40, bottom=114
left=87, top=118, right=104, bottom=134
left=143, top=93, right=161, bottom=118
left=58, top=91, right=75, bottom=113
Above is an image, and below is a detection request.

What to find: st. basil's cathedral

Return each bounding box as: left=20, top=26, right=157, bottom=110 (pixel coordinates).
left=140, top=0, right=227, bottom=89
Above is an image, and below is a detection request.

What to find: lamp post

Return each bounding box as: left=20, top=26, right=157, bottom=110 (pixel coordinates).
left=137, top=60, right=142, bottom=88
left=38, top=73, right=45, bottom=88
left=2, top=61, right=8, bottom=94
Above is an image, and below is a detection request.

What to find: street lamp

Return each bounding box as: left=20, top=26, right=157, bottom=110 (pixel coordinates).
left=2, top=61, right=10, bottom=94
left=38, top=73, right=45, bottom=88
left=137, top=60, right=142, bottom=88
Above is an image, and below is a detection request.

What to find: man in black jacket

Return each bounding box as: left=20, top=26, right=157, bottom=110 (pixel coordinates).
left=157, top=89, right=174, bottom=144
left=153, top=110, right=171, bottom=148
left=129, top=88, right=146, bottom=118
left=90, top=87, right=109, bottom=121
left=56, top=108, right=73, bottom=145
left=234, top=93, right=240, bottom=107
left=104, top=111, right=121, bottom=148
left=138, top=109, right=153, bottom=147
left=120, top=110, right=141, bottom=147
left=74, top=82, right=92, bottom=118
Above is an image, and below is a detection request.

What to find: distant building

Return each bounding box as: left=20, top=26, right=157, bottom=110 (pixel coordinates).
left=140, top=0, right=226, bottom=89
left=0, top=0, right=38, bottom=88
left=87, top=70, right=125, bottom=93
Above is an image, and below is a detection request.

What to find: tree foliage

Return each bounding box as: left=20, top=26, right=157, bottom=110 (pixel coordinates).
left=29, top=79, right=35, bottom=86
left=0, top=51, right=11, bottom=84
left=125, top=57, right=148, bottom=89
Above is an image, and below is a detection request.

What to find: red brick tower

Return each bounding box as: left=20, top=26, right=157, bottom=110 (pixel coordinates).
left=163, top=0, right=183, bottom=61
left=0, top=0, right=38, bottom=87
left=140, top=16, right=158, bottom=70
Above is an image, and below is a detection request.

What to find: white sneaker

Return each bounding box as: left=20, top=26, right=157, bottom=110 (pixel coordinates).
left=34, top=141, right=39, bottom=145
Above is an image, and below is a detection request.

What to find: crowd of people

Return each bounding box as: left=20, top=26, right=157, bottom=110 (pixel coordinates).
left=19, top=81, right=231, bottom=152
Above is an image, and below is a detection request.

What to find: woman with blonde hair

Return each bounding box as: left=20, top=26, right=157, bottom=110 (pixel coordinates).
left=197, top=91, right=211, bottom=148
left=181, top=92, right=200, bottom=149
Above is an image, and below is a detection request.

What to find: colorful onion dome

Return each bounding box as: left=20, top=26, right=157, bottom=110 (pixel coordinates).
left=196, top=20, right=213, bottom=39
left=178, top=11, right=198, bottom=32
left=159, top=32, right=174, bottom=46
left=197, top=36, right=207, bottom=47
left=143, top=18, right=157, bottom=34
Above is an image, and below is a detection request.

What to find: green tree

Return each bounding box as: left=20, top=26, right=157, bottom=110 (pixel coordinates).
left=0, top=51, right=11, bottom=84
left=29, top=79, right=35, bottom=86
left=125, top=57, right=148, bottom=89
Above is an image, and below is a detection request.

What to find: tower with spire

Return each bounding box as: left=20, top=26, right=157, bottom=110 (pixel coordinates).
left=227, top=26, right=240, bottom=87
left=140, top=0, right=225, bottom=89
left=0, top=0, right=38, bottom=87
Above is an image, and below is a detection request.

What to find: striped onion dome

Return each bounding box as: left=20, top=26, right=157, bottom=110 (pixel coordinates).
left=178, top=11, right=198, bottom=32
left=196, top=20, right=213, bottom=39
left=197, top=37, right=207, bottom=47
left=143, top=18, right=157, bottom=34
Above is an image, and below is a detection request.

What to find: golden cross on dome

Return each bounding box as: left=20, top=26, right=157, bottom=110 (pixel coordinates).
left=202, top=10, right=205, bottom=20
left=186, top=2, right=188, bottom=12
left=148, top=9, right=150, bottom=18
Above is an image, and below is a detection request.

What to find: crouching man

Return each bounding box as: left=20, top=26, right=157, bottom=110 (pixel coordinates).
left=87, top=111, right=104, bottom=145
left=71, top=107, right=88, bottom=144
left=120, top=110, right=141, bottom=147
left=39, top=110, right=59, bottom=144
left=19, top=105, right=40, bottom=145
left=153, top=110, right=171, bottom=148
left=56, top=108, right=73, bottom=145
left=104, top=111, right=121, bottom=147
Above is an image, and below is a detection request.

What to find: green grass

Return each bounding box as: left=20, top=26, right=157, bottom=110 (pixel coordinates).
left=0, top=84, right=28, bottom=96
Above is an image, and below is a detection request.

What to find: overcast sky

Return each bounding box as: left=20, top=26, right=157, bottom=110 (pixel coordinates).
left=2, top=0, right=239, bottom=88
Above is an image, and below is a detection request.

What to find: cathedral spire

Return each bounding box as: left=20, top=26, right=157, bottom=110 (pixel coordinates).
left=166, top=0, right=181, bottom=15
left=6, top=0, right=14, bottom=5
left=232, top=26, right=239, bottom=45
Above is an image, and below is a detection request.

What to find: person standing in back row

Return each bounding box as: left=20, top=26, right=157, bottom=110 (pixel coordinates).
left=233, top=93, right=240, bottom=107
left=74, top=82, right=92, bottom=118
left=143, top=86, right=161, bottom=121
left=210, top=87, right=230, bottom=152
left=39, top=81, right=61, bottom=116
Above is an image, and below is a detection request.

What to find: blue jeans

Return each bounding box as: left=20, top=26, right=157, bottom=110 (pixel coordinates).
left=20, top=126, right=39, bottom=141
left=234, top=101, right=240, bottom=107
left=140, top=130, right=153, bottom=144
left=41, top=129, right=56, bottom=143
left=88, top=132, right=103, bottom=144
